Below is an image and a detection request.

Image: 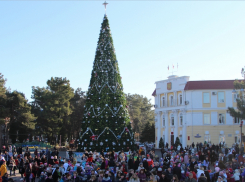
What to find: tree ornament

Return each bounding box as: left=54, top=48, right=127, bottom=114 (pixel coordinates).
left=105, top=139, right=108, bottom=142
left=90, top=142, right=93, bottom=146
left=90, top=135, right=98, bottom=141
left=105, top=104, right=108, bottom=106
left=123, top=142, right=126, bottom=145
left=117, top=135, right=121, bottom=139
left=127, top=139, right=129, bottom=141
left=100, top=142, right=103, bottom=146
left=97, top=120, right=100, bottom=122
left=84, top=139, right=87, bottom=142
left=88, top=121, right=90, bottom=123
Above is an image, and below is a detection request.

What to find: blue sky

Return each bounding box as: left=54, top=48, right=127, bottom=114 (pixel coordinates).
left=0, top=1, right=245, bottom=103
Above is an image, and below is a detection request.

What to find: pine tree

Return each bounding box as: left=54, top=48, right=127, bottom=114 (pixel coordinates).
left=159, top=137, right=164, bottom=148
left=77, top=15, right=134, bottom=152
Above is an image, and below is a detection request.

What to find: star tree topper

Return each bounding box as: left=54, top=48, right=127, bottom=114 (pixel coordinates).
left=102, top=1, right=108, bottom=13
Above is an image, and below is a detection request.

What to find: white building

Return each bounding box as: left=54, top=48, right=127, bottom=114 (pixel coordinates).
left=152, top=75, right=241, bottom=148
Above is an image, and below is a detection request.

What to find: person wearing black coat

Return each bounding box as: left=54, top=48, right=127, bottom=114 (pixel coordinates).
left=143, top=159, right=149, bottom=172
left=128, top=156, right=134, bottom=170
left=189, top=158, right=197, bottom=172
left=134, top=157, right=140, bottom=172
left=109, top=157, right=115, bottom=167
left=52, top=167, right=59, bottom=182
left=166, top=167, right=173, bottom=182
left=203, top=167, right=210, bottom=182
left=210, top=150, right=216, bottom=164
left=159, top=172, right=168, bottom=182
left=100, top=159, right=106, bottom=170
left=172, top=163, right=181, bottom=181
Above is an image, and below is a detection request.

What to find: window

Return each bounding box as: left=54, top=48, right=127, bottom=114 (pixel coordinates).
left=170, top=96, right=174, bottom=106
left=235, top=135, right=240, bottom=143
left=204, top=134, right=211, bottom=143
left=162, top=117, right=165, bottom=127
left=171, top=114, right=174, bottom=126
left=234, top=94, right=238, bottom=102
left=180, top=114, right=183, bottom=126
left=179, top=95, right=182, bottom=105
left=234, top=117, right=240, bottom=124
left=218, top=92, right=225, bottom=103
left=203, top=93, right=210, bottom=103
left=162, top=97, right=165, bottom=107
left=219, top=114, right=225, bottom=124
left=219, top=134, right=225, bottom=143
left=204, top=114, right=210, bottom=124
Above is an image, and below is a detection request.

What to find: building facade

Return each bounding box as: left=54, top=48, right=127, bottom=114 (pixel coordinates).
left=153, top=75, right=241, bottom=148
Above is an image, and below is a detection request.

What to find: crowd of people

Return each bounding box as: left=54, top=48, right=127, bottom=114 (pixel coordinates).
left=0, top=142, right=244, bottom=182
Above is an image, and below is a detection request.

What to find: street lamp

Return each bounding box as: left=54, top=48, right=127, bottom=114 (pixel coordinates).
left=240, top=120, right=244, bottom=149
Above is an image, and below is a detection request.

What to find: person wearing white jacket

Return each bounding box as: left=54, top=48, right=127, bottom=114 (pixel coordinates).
left=232, top=169, right=240, bottom=182
left=129, top=173, right=140, bottom=182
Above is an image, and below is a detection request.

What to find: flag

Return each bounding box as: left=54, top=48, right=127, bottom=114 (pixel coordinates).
left=168, top=65, right=169, bottom=70
left=173, top=64, right=174, bottom=69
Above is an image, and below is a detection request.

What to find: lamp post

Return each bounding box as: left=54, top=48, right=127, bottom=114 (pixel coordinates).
left=240, top=120, right=243, bottom=149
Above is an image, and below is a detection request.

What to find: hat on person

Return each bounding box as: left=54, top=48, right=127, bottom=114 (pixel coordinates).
left=143, top=158, right=146, bottom=160
left=158, top=168, right=162, bottom=172
left=215, top=167, right=220, bottom=173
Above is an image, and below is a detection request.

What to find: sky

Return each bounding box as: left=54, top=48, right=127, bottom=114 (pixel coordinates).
left=0, top=1, right=245, bottom=104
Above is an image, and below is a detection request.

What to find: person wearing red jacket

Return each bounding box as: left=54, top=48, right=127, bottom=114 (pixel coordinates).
left=146, top=155, right=153, bottom=167
left=87, top=153, right=93, bottom=163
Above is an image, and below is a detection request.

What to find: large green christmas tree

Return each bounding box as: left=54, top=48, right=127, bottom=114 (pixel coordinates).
left=77, top=15, right=134, bottom=152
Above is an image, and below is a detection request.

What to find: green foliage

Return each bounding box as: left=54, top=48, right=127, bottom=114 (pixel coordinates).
left=126, top=94, right=154, bottom=135
left=228, top=79, right=245, bottom=120
left=159, top=137, right=164, bottom=148
left=0, top=73, right=7, bottom=124
left=77, top=15, right=134, bottom=152
left=175, top=137, right=181, bottom=147
left=32, top=77, right=74, bottom=144
left=0, top=73, right=6, bottom=98
left=5, top=91, right=36, bottom=143
left=140, top=122, right=155, bottom=143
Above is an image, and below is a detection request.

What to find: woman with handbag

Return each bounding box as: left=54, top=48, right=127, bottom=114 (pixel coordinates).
left=9, top=156, right=16, bottom=176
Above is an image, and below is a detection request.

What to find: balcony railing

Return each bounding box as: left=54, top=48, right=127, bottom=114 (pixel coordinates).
left=161, top=99, right=184, bottom=107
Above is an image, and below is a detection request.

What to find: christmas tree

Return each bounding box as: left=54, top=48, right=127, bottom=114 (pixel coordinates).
left=77, top=15, right=134, bottom=152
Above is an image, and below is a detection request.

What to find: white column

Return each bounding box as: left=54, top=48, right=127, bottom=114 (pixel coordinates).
left=158, top=94, right=161, bottom=108
left=164, top=111, right=169, bottom=146
left=157, top=111, right=162, bottom=148
left=174, top=91, right=177, bottom=106
left=182, top=91, right=185, bottom=106
left=174, top=110, right=178, bottom=143
left=182, top=110, right=187, bottom=147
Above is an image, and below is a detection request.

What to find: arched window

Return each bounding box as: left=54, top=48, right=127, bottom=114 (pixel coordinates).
left=170, top=95, right=174, bottom=106
left=180, top=113, right=183, bottom=126
left=162, top=97, right=165, bottom=107
left=162, top=116, right=165, bottom=126
left=171, top=114, right=174, bottom=126
left=179, top=94, right=182, bottom=105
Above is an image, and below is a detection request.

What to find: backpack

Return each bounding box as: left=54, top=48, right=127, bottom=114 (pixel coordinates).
left=26, top=167, right=31, bottom=175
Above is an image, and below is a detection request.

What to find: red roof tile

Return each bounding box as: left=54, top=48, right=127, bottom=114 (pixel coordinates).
left=152, top=89, right=156, bottom=96
left=184, top=80, right=238, bottom=90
